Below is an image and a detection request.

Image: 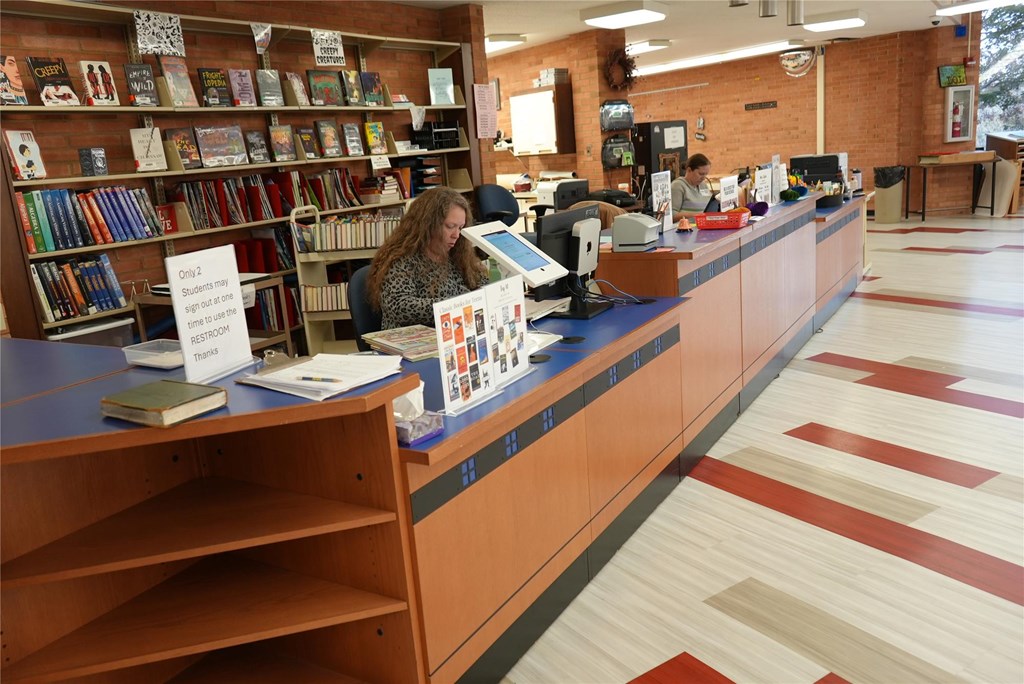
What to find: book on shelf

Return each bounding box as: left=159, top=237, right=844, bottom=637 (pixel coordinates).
left=1, top=55, right=29, bottom=105
left=284, top=71, right=310, bottom=106
left=194, top=124, right=249, bottom=167
left=197, top=67, right=231, bottom=107
left=28, top=254, right=127, bottom=321
left=244, top=130, right=271, bottom=164
left=130, top=126, right=168, bottom=172
left=359, top=71, right=384, bottom=106
left=340, top=70, right=363, bottom=106
left=268, top=124, right=297, bottom=162
left=122, top=63, right=158, bottom=106
left=315, top=119, right=342, bottom=157
left=255, top=68, right=284, bottom=106
left=364, top=121, right=387, bottom=155
left=14, top=192, right=38, bottom=254
left=362, top=324, right=439, bottom=361
left=341, top=122, right=365, bottom=156
left=227, top=68, right=257, bottom=106
left=427, top=67, right=455, bottom=105
left=306, top=69, right=343, bottom=106
left=3, top=129, right=47, bottom=180
left=159, top=55, right=199, bottom=107
left=25, top=56, right=80, bottom=106
left=78, top=147, right=108, bottom=176
left=296, top=127, right=320, bottom=159
left=78, top=60, right=119, bottom=105
left=100, top=379, right=227, bottom=428
left=391, top=93, right=413, bottom=107
left=164, top=127, right=203, bottom=169
left=155, top=203, right=180, bottom=234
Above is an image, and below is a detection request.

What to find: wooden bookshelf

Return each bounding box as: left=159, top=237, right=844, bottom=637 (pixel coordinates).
left=169, top=647, right=366, bottom=683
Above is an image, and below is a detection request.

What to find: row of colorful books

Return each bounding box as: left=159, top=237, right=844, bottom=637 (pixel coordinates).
left=247, top=285, right=300, bottom=333
left=290, top=213, right=401, bottom=253
left=29, top=254, right=128, bottom=324
left=300, top=282, right=349, bottom=314
left=14, top=186, right=168, bottom=254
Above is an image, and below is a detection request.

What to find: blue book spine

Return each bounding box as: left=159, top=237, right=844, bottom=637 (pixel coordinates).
left=124, top=186, right=155, bottom=237
left=60, top=189, right=90, bottom=247
left=42, top=190, right=70, bottom=251
left=82, top=260, right=115, bottom=310
left=97, top=253, right=128, bottom=307
left=94, top=188, right=129, bottom=242
left=114, top=186, right=149, bottom=238
left=104, top=187, right=141, bottom=240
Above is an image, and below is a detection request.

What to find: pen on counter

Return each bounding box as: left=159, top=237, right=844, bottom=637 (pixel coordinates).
left=299, top=376, right=343, bottom=383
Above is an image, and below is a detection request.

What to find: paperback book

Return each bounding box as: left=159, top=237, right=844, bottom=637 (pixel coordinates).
left=197, top=67, right=231, bottom=107
left=268, top=124, right=296, bottom=162
left=245, top=130, right=271, bottom=163
left=306, top=69, right=343, bottom=106
left=340, top=70, right=363, bottom=106
left=100, top=379, right=227, bottom=427
left=122, top=63, right=158, bottom=106
left=284, top=71, right=310, bottom=106
left=227, top=68, right=257, bottom=106
left=315, top=120, right=342, bottom=157
left=255, top=69, right=284, bottom=106
left=165, top=127, right=203, bottom=169
left=130, top=126, right=168, bottom=172
left=3, top=130, right=46, bottom=180
left=364, top=121, right=387, bottom=154
left=1, top=55, right=30, bottom=105
left=78, top=60, right=119, bottom=105
left=25, top=57, right=80, bottom=106
left=194, top=124, right=248, bottom=167
left=341, top=122, right=364, bottom=156
left=359, top=71, right=384, bottom=106
left=78, top=147, right=108, bottom=176
left=362, top=325, right=439, bottom=361
left=296, top=127, right=320, bottom=159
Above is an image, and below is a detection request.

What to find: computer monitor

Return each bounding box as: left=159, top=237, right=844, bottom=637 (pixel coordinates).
left=461, top=221, right=568, bottom=289
left=533, top=204, right=612, bottom=320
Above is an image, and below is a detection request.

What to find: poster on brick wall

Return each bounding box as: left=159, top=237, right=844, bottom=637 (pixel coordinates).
left=474, top=83, right=497, bottom=139
left=134, top=11, right=185, bottom=57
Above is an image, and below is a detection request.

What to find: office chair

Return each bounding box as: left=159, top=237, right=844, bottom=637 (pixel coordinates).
left=475, top=183, right=554, bottom=228
left=348, top=265, right=382, bottom=352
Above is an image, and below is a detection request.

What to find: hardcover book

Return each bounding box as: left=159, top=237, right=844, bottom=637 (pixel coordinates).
left=164, top=127, right=203, bottom=169
left=255, top=69, right=284, bottom=106
left=315, top=119, right=342, bottom=156
left=1, top=55, right=29, bottom=105
left=427, top=67, right=455, bottom=105
left=340, top=70, right=363, bottom=106
left=158, top=55, right=199, bottom=107
left=197, top=67, right=231, bottom=107
left=244, top=130, right=271, bottom=163
left=25, top=57, right=80, bottom=106
left=78, top=147, right=108, bottom=176
left=284, top=71, right=310, bottom=106
left=306, top=69, right=343, bottom=106
left=122, top=63, right=158, bottom=106
left=78, top=60, right=119, bottom=105
left=227, top=68, right=257, bottom=106
left=3, top=130, right=47, bottom=180
left=364, top=121, right=387, bottom=155
left=194, top=124, right=249, bottom=167
left=268, top=124, right=297, bottom=162
left=359, top=71, right=384, bottom=106
left=100, top=379, right=227, bottom=427
left=341, top=122, right=364, bottom=156
left=297, top=127, right=320, bottom=159
left=130, top=126, right=168, bottom=172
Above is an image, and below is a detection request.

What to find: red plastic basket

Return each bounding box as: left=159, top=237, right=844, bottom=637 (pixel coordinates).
left=694, top=211, right=750, bottom=230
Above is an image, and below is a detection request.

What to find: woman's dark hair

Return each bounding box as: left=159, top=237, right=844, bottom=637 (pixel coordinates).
left=685, top=153, right=710, bottom=171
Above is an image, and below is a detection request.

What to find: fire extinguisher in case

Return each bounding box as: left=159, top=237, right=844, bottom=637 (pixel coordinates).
left=952, top=101, right=962, bottom=138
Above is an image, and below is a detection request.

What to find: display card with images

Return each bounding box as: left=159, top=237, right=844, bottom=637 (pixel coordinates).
left=159, top=55, right=198, bottom=107
left=0, top=55, right=29, bottom=105
left=3, top=129, right=47, bottom=180
left=482, top=275, right=529, bottom=389
left=227, top=68, right=257, bottom=106
left=122, top=63, right=158, bottom=106
left=26, top=57, right=80, bottom=106
left=255, top=69, right=284, bottom=106
left=433, top=286, right=496, bottom=414
left=194, top=124, right=248, bottom=167
left=78, top=60, right=119, bottom=105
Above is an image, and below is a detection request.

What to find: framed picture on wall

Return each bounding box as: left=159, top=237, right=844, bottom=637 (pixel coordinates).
left=944, top=84, right=974, bottom=143
left=937, top=64, right=967, bottom=87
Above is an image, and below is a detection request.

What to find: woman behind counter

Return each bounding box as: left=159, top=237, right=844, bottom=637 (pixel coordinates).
left=671, top=153, right=713, bottom=221
left=367, top=186, right=488, bottom=330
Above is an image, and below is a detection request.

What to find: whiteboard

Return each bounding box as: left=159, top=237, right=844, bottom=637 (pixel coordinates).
left=510, top=90, right=556, bottom=155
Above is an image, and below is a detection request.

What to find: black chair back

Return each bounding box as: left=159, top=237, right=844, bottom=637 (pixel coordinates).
left=475, top=183, right=520, bottom=227
left=348, top=265, right=381, bottom=351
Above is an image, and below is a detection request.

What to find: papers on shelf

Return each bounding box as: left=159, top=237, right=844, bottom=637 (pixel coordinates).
left=238, top=353, right=402, bottom=400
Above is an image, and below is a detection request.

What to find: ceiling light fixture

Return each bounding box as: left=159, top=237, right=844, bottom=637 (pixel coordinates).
left=580, top=0, right=668, bottom=29
left=485, top=34, right=526, bottom=54
left=935, top=0, right=1020, bottom=15
left=626, top=39, right=671, bottom=55
left=803, top=9, right=867, bottom=32
left=636, top=39, right=804, bottom=75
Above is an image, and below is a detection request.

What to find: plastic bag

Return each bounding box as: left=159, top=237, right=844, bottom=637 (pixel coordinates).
left=873, top=166, right=905, bottom=189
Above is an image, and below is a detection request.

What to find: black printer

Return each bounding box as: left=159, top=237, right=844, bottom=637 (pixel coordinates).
left=587, top=189, right=636, bottom=207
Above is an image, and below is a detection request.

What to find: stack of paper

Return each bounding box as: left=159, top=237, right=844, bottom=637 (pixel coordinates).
left=361, top=325, right=439, bottom=361
left=239, top=353, right=402, bottom=401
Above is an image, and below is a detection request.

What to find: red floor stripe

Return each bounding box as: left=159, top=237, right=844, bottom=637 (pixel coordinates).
left=815, top=674, right=852, bottom=684
left=999, top=245, right=1024, bottom=250
left=785, top=422, right=1000, bottom=488
left=690, top=458, right=1024, bottom=606
left=849, top=292, right=1024, bottom=317
left=903, top=247, right=991, bottom=255
left=808, top=352, right=1024, bottom=419
left=630, top=652, right=735, bottom=684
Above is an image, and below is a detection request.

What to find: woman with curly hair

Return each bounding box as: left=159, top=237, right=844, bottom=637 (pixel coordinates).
left=367, top=186, right=488, bottom=330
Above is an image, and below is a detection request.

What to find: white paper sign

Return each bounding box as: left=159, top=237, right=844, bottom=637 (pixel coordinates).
left=755, top=167, right=772, bottom=204
left=311, top=29, right=346, bottom=66
left=434, top=287, right=494, bottom=414
left=251, top=23, right=272, bottom=55
left=719, top=174, right=739, bottom=212
left=370, top=154, right=391, bottom=170
left=664, top=125, right=686, bottom=149
left=474, top=83, right=497, bottom=139
left=165, top=245, right=253, bottom=383
left=428, top=68, right=455, bottom=105
left=650, top=170, right=672, bottom=233
left=483, top=276, right=528, bottom=388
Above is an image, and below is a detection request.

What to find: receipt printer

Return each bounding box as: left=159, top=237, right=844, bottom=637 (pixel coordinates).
left=612, top=213, right=660, bottom=252
left=537, top=179, right=590, bottom=210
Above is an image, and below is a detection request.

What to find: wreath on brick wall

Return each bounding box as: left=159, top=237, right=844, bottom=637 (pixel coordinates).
left=604, top=48, right=637, bottom=91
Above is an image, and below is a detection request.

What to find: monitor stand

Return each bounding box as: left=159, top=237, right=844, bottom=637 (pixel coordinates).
left=547, top=295, right=611, bottom=320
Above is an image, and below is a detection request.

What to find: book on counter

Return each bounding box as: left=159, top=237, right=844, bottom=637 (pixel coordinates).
left=341, top=70, right=363, bottom=106
left=244, top=130, right=271, bottom=163
left=306, top=69, right=343, bottom=106
left=130, top=126, right=168, bottom=172
left=0, top=55, right=29, bottom=105
left=78, top=147, right=108, bottom=176
left=284, top=71, right=310, bottom=106
left=78, top=60, right=119, bottom=105
left=159, top=55, right=199, bottom=107
left=359, top=71, right=384, bottom=106
left=100, top=379, right=228, bottom=427
left=269, top=124, right=297, bottom=162
left=4, top=129, right=47, bottom=180
left=26, top=56, right=80, bottom=106
left=197, top=67, right=231, bottom=107
left=341, top=122, right=364, bottom=156
left=362, top=324, right=439, bottom=361
left=227, top=68, right=257, bottom=106
left=122, top=63, right=158, bottom=106
left=165, top=127, right=203, bottom=169
left=255, top=69, right=284, bottom=106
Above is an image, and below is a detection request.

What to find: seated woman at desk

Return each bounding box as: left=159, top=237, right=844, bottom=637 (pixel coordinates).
left=671, top=153, right=714, bottom=221
left=367, top=186, right=488, bottom=329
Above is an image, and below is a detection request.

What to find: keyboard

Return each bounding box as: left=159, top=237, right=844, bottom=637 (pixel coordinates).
left=525, top=296, right=571, bottom=322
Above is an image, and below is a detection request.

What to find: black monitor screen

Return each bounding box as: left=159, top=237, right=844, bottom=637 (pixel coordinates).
left=533, top=204, right=598, bottom=301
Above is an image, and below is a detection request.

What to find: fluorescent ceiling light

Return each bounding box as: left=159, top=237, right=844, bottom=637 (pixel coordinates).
left=485, top=34, right=526, bottom=54
left=581, top=1, right=668, bottom=29
left=803, top=9, right=866, bottom=32
left=626, top=39, right=671, bottom=55
left=935, top=0, right=1020, bottom=15
left=636, top=40, right=804, bottom=75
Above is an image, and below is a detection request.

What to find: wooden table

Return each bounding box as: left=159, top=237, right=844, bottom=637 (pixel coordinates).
left=904, top=159, right=998, bottom=221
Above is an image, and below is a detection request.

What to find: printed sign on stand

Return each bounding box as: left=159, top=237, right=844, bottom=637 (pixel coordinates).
left=650, top=170, right=672, bottom=233
left=311, top=29, right=346, bottom=67
left=483, top=276, right=528, bottom=388
left=434, top=287, right=493, bottom=414
left=719, top=174, right=739, bottom=211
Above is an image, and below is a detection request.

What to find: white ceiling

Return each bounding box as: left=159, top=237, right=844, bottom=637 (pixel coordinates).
left=408, top=0, right=960, bottom=69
